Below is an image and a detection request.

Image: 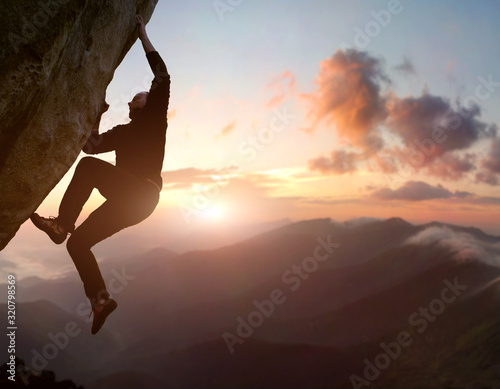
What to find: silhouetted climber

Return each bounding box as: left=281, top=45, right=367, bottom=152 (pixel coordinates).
left=30, top=15, right=170, bottom=334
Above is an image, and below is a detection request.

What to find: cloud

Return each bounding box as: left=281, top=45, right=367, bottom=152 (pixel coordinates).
left=302, top=48, right=496, bottom=183
left=381, top=91, right=493, bottom=180
left=375, top=147, right=477, bottom=182
left=486, top=123, right=498, bottom=138
left=163, top=168, right=291, bottom=202
left=216, top=120, right=236, bottom=137
left=303, top=49, right=388, bottom=153
left=266, top=70, right=296, bottom=107
left=371, top=153, right=399, bottom=174
left=475, top=170, right=499, bottom=186
left=469, top=196, right=500, bottom=205
left=161, top=167, right=236, bottom=189
left=474, top=137, right=500, bottom=185
left=424, top=152, right=476, bottom=181
left=475, top=137, right=500, bottom=185
left=394, top=56, right=416, bottom=76
left=404, top=225, right=500, bottom=266
left=370, top=181, right=472, bottom=201
left=175, top=170, right=303, bottom=223
left=300, top=197, right=363, bottom=205
left=386, top=92, right=488, bottom=161
left=308, top=150, right=359, bottom=175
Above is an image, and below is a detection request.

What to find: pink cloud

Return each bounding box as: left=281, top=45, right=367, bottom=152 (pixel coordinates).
left=308, top=150, right=359, bottom=175
left=304, top=48, right=496, bottom=183
left=303, top=49, right=388, bottom=153
left=217, top=120, right=237, bottom=137
left=161, top=167, right=235, bottom=189
left=424, top=153, right=476, bottom=181
left=266, top=70, right=296, bottom=108
left=475, top=170, right=499, bottom=186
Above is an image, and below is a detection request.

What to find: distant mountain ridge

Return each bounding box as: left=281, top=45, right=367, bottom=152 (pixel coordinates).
left=2, top=216, right=500, bottom=388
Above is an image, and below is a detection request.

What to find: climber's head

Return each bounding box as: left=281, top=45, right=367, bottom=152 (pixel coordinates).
left=128, top=91, right=149, bottom=119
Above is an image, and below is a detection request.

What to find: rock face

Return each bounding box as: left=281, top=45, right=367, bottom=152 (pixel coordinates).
left=0, top=0, right=158, bottom=250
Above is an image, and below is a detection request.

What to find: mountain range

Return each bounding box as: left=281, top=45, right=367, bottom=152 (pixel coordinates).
left=2, top=216, right=500, bottom=388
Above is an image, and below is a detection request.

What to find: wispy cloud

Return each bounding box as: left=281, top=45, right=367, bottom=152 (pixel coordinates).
left=404, top=225, right=500, bottom=266
left=308, top=150, right=359, bottom=175
left=215, top=120, right=237, bottom=138
left=161, top=167, right=236, bottom=189
left=476, top=137, right=500, bottom=185
left=370, top=181, right=472, bottom=201
left=424, top=152, right=476, bottom=181
left=394, top=56, right=416, bottom=76
left=266, top=70, right=296, bottom=108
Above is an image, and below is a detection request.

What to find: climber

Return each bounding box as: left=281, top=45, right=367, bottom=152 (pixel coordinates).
left=30, top=15, right=170, bottom=335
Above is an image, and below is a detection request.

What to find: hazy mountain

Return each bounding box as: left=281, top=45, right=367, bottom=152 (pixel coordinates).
left=0, top=300, right=121, bottom=385
left=166, top=218, right=293, bottom=253
left=84, top=260, right=500, bottom=389
left=2, top=248, right=178, bottom=315
left=253, top=260, right=500, bottom=347
left=3, top=216, right=500, bottom=387
left=117, top=252, right=499, bottom=360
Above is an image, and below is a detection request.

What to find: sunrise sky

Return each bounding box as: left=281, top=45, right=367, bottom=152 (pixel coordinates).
left=3, top=0, right=500, bottom=279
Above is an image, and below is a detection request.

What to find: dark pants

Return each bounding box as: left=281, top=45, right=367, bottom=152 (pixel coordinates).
left=58, top=157, right=159, bottom=304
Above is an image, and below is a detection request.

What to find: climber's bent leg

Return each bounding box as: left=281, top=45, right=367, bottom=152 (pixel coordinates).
left=58, top=157, right=136, bottom=232
left=66, top=179, right=159, bottom=305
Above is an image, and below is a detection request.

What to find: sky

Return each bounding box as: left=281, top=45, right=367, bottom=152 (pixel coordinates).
left=3, top=0, right=500, bottom=279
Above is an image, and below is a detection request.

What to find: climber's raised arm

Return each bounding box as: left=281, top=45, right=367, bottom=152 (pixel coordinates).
left=136, top=14, right=170, bottom=117
left=137, top=15, right=155, bottom=54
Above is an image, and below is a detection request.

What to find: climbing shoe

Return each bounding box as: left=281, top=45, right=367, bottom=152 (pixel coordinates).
left=30, top=213, right=68, bottom=244
left=90, top=298, right=118, bottom=335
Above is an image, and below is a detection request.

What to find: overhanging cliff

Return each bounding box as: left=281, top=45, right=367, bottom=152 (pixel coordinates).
left=0, top=0, right=158, bottom=250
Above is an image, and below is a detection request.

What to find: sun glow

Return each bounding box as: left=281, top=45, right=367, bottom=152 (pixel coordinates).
left=200, top=205, right=226, bottom=222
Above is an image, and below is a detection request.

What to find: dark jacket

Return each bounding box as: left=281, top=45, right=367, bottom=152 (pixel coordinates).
left=83, top=51, right=170, bottom=190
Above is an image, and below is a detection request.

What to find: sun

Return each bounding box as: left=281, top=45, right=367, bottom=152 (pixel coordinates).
left=200, top=205, right=226, bottom=222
